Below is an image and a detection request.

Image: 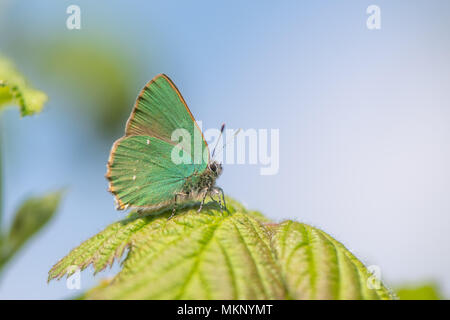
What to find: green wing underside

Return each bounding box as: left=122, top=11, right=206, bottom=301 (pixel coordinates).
left=126, top=74, right=208, bottom=158
left=107, top=74, right=209, bottom=209
left=108, top=136, right=204, bottom=209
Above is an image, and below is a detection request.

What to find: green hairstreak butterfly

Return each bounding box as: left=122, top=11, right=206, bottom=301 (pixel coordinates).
left=106, top=74, right=225, bottom=217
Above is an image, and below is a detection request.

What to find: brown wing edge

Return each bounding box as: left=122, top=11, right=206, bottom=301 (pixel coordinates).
left=106, top=136, right=129, bottom=210
left=105, top=135, right=179, bottom=211
left=124, top=73, right=210, bottom=161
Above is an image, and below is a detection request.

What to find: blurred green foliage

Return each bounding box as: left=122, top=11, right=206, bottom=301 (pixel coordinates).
left=0, top=54, right=63, bottom=277
left=396, top=283, right=443, bottom=300
left=0, top=192, right=63, bottom=272
left=0, top=56, right=47, bottom=116
left=36, top=37, right=141, bottom=136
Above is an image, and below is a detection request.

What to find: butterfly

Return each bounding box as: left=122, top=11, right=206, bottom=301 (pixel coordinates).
left=106, top=74, right=225, bottom=218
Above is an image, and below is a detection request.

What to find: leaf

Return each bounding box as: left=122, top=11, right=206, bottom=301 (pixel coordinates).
left=396, top=283, right=443, bottom=300
left=48, top=198, right=395, bottom=300
left=271, top=221, right=393, bottom=300
left=0, top=56, right=48, bottom=116
left=0, top=191, right=63, bottom=267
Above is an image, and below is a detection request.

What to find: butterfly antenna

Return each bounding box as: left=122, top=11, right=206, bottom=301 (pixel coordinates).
left=213, top=128, right=242, bottom=160
left=211, top=123, right=225, bottom=159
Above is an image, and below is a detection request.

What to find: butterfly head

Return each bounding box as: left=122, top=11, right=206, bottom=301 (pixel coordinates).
left=208, top=161, right=222, bottom=178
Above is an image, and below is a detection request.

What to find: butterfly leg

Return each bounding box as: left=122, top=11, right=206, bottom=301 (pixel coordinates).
left=208, top=187, right=226, bottom=212
left=169, top=192, right=186, bottom=219
left=213, top=187, right=226, bottom=211
left=198, top=190, right=208, bottom=212
left=217, top=193, right=223, bottom=212
left=169, top=201, right=177, bottom=220
left=208, top=192, right=222, bottom=212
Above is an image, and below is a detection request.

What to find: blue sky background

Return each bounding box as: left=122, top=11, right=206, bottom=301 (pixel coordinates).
left=1, top=0, right=450, bottom=299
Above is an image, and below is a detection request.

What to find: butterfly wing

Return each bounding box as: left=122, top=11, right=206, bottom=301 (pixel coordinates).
left=126, top=74, right=209, bottom=162
left=107, top=136, right=195, bottom=210
left=106, top=74, right=209, bottom=210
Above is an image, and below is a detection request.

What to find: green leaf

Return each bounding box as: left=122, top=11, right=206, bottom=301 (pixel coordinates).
left=272, top=221, right=393, bottom=299
left=48, top=198, right=395, bottom=300
left=0, top=56, right=48, bottom=116
left=396, top=283, right=443, bottom=300
left=1, top=191, right=63, bottom=267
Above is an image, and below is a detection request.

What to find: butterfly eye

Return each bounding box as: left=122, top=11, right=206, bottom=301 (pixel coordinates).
left=210, top=163, right=217, bottom=172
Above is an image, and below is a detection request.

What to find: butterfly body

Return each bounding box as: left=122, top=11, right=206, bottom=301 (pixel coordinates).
left=182, top=162, right=221, bottom=194
left=175, top=161, right=224, bottom=213
left=106, top=74, right=225, bottom=215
